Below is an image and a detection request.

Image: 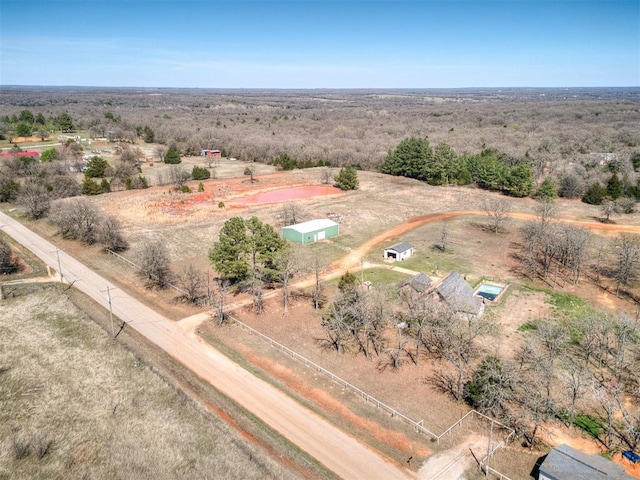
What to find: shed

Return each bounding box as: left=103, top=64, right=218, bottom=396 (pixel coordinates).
left=402, top=273, right=432, bottom=293
left=201, top=149, right=221, bottom=157
left=384, top=242, right=414, bottom=261
left=282, top=219, right=339, bottom=244
left=539, top=444, right=634, bottom=480
left=435, top=271, right=484, bottom=318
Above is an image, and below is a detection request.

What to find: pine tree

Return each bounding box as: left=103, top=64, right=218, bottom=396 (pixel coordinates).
left=334, top=165, right=359, bottom=191
left=164, top=145, right=181, bottom=164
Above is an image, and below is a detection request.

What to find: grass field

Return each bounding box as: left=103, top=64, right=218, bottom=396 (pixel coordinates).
left=0, top=285, right=303, bottom=480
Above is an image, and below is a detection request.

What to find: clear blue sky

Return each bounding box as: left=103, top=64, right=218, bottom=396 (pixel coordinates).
left=1, top=0, right=638, bottom=88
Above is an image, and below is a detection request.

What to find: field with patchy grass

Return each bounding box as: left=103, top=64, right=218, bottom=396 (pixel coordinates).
left=0, top=286, right=301, bottom=480
left=5, top=161, right=640, bottom=479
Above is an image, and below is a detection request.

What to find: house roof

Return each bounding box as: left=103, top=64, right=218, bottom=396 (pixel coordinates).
left=540, top=444, right=634, bottom=480
left=435, top=271, right=483, bottom=315
left=1, top=151, right=40, bottom=157
left=402, top=273, right=432, bottom=293
left=283, top=218, right=338, bottom=234
left=385, top=242, right=413, bottom=254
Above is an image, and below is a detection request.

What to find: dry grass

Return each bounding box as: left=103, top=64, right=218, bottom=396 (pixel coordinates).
left=0, top=286, right=301, bottom=480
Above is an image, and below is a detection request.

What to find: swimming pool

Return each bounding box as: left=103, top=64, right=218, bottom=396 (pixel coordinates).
left=475, top=283, right=506, bottom=302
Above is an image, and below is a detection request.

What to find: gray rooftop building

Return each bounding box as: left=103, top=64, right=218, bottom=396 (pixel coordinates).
left=435, top=271, right=484, bottom=318
left=402, top=273, right=433, bottom=293
left=539, top=444, right=634, bottom=480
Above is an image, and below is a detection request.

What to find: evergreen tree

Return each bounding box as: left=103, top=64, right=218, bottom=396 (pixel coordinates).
left=381, top=137, right=433, bottom=180
left=164, top=144, right=181, bottom=164
left=84, top=157, right=109, bottom=178
left=56, top=112, right=74, bottom=132
left=143, top=126, right=155, bottom=143
left=81, top=177, right=104, bottom=195
left=505, top=163, right=533, bottom=197
left=607, top=172, right=623, bottom=200
left=582, top=183, right=607, bottom=205
left=535, top=177, right=558, bottom=200
left=209, top=217, right=288, bottom=284
left=334, top=165, right=359, bottom=190
left=40, top=148, right=57, bottom=163
left=192, top=165, right=211, bottom=180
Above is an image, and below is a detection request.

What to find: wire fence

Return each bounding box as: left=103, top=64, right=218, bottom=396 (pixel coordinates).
left=105, top=247, right=516, bottom=477
left=231, top=315, right=515, bottom=451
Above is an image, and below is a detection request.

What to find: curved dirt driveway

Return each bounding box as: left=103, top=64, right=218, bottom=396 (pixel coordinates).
left=0, top=211, right=413, bottom=480
left=335, top=210, right=640, bottom=274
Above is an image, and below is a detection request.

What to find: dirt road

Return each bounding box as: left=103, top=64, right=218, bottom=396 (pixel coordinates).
left=0, top=211, right=413, bottom=480
left=336, top=210, right=640, bottom=274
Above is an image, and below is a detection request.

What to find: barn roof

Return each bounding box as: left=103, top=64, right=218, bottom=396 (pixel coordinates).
left=1, top=151, right=40, bottom=157
left=435, top=271, right=483, bottom=315
left=402, top=273, right=432, bottom=293
left=385, top=242, right=413, bottom=253
left=540, top=444, right=634, bottom=480
left=283, top=218, right=338, bottom=234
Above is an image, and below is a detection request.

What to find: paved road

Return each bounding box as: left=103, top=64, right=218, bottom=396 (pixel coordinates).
left=0, top=211, right=413, bottom=480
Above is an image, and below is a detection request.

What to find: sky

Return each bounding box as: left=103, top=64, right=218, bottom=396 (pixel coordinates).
left=0, top=0, right=638, bottom=88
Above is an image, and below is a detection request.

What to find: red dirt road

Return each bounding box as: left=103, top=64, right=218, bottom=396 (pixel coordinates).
left=0, top=211, right=413, bottom=480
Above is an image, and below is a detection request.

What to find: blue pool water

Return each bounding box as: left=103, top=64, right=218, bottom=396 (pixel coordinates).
left=475, top=284, right=505, bottom=301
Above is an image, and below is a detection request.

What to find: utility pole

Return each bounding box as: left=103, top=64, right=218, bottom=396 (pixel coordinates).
left=107, top=286, right=114, bottom=337
left=53, top=248, right=63, bottom=288
left=102, top=286, right=117, bottom=337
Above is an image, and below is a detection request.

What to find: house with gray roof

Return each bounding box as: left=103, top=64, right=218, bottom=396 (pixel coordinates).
left=383, top=242, right=414, bottom=261
left=539, top=444, right=634, bottom=480
left=435, top=271, right=484, bottom=319
left=402, top=273, right=432, bottom=293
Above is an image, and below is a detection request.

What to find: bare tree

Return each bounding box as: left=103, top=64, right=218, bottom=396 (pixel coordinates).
left=280, top=202, right=306, bottom=227
left=615, top=234, right=640, bottom=295
left=155, top=146, right=167, bottom=163
left=439, top=223, right=449, bottom=251
left=97, top=215, right=128, bottom=252
left=0, top=236, right=20, bottom=274
left=212, top=278, right=232, bottom=325
left=310, top=254, right=327, bottom=310
left=482, top=197, right=509, bottom=233
left=168, top=165, right=191, bottom=190
left=135, top=237, right=172, bottom=289
left=16, top=180, right=50, bottom=219
left=50, top=198, right=101, bottom=245
left=601, top=199, right=621, bottom=223
left=177, top=264, right=207, bottom=305
left=273, top=247, right=300, bottom=313
left=320, top=167, right=332, bottom=184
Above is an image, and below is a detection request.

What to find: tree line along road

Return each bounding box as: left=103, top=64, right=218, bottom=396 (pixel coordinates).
left=0, top=211, right=414, bottom=480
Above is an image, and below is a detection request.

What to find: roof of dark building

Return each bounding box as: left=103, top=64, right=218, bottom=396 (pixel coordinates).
left=435, top=271, right=483, bottom=315
left=540, top=444, right=634, bottom=480
left=385, top=242, right=413, bottom=253
left=402, top=273, right=432, bottom=293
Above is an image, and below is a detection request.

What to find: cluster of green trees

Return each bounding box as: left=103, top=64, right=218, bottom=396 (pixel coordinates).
left=273, top=153, right=332, bottom=171
left=209, top=216, right=290, bottom=313
left=1, top=110, right=75, bottom=139
left=381, top=137, right=534, bottom=197
left=334, top=165, right=359, bottom=191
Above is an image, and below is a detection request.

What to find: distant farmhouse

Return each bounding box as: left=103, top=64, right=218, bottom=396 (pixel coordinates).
left=435, top=271, right=484, bottom=319
left=282, top=219, right=339, bottom=244
left=384, top=242, right=414, bottom=261
left=201, top=149, right=221, bottom=157
left=538, top=444, right=634, bottom=480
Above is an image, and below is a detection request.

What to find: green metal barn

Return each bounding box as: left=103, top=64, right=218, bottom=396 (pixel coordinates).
left=282, top=219, right=339, bottom=244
